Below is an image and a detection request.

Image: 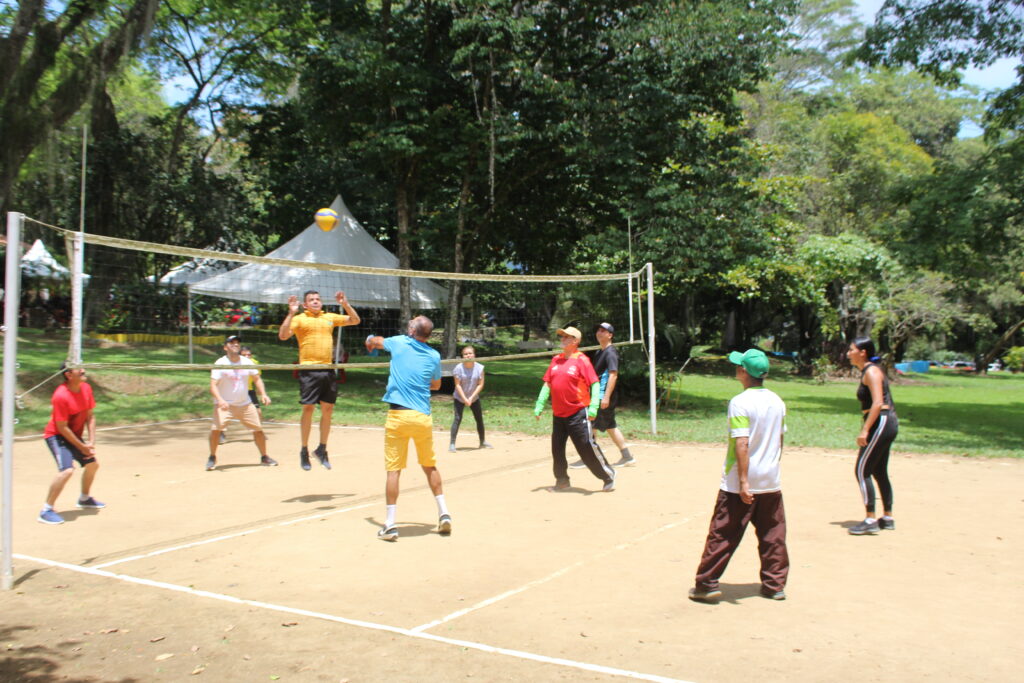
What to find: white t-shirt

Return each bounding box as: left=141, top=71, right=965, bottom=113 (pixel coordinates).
left=211, top=355, right=259, bottom=406
left=452, top=362, right=484, bottom=404
left=720, top=387, right=786, bottom=494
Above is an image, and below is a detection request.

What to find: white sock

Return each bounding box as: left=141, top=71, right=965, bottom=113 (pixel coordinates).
left=865, top=517, right=877, bottom=524
left=385, top=505, right=396, bottom=528
left=881, top=515, right=893, bottom=520
left=435, top=494, right=449, bottom=517
left=43, top=503, right=53, bottom=511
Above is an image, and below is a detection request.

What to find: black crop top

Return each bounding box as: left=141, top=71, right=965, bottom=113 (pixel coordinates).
left=857, top=363, right=894, bottom=411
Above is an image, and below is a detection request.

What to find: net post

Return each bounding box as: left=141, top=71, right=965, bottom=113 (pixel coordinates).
left=69, top=232, right=84, bottom=363
left=187, top=291, right=194, bottom=364
left=627, top=273, right=635, bottom=342
left=2, top=211, right=25, bottom=590
left=646, top=262, right=657, bottom=436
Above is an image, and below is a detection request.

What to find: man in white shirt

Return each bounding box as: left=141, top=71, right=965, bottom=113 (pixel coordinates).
left=207, top=335, right=275, bottom=471
left=689, top=348, right=789, bottom=602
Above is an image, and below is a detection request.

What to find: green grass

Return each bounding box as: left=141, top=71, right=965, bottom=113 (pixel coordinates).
left=4, top=329, right=1022, bottom=458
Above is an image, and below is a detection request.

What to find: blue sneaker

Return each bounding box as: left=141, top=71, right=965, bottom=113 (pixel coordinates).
left=314, top=444, right=331, bottom=470
left=77, top=497, right=105, bottom=509
left=38, top=509, right=64, bottom=525
left=299, top=446, right=311, bottom=471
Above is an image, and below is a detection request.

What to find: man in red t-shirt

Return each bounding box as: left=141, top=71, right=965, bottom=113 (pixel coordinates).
left=533, top=326, right=616, bottom=492
left=38, top=363, right=103, bottom=525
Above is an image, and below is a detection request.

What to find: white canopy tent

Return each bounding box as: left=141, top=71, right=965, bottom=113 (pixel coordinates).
left=159, top=258, right=234, bottom=286
left=21, top=239, right=70, bottom=278
left=189, top=195, right=448, bottom=307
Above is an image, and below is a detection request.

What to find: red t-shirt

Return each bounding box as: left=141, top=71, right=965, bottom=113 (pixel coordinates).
left=43, top=382, right=96, bottom=439
left=542, top=352, right=598, bottom=418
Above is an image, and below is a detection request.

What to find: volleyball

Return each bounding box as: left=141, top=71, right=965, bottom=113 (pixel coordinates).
left=315, top=208, right=338, bottom=232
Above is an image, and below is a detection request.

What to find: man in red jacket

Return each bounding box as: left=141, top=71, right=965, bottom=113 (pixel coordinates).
left=39, top=363, right=104, bottom=524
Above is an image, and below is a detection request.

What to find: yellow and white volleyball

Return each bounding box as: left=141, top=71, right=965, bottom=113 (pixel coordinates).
left=314, top=208, right=338, bottom=232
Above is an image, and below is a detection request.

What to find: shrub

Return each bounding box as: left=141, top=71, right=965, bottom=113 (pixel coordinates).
left=1005, top=347, right=1024, bottom=372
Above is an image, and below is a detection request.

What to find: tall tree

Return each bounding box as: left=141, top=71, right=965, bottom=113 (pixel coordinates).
left=0, top=0, right=160, bottom=213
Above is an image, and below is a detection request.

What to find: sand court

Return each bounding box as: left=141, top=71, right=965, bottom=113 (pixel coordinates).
left=2, top=420, right=1021, bottom=681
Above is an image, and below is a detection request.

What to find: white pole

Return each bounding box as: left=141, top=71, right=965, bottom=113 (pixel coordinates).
left=627, top=217, right=635, bottom=342
left=2, top=212, right=25, bottom=590
left=187, top=292, right=194, bottom=364
left=646, top=262, right=657, bottom=436
left=69, top=125, right=87, bottom=363
left=627, top=274, right=635, bottom=343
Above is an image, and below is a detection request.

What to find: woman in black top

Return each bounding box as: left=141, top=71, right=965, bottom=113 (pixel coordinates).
left=845, top=337, right=898, bottom=535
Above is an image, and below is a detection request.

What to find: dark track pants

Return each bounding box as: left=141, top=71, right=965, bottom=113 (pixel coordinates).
left=551, top=408, right=613, bottom=485
left=450, top=400, right=485, bottom=443
left=856, top=410, right=898, bottom=514
left=694, top=489, right=789, bottom=594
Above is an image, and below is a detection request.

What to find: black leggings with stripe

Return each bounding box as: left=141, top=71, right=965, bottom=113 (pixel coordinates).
left=855, top=410, right=898, bottom=514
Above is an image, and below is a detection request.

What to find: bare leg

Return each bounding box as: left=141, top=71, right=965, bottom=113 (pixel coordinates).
left=421, top=465, right=443, bottom=496
left=46, top=469, right=73, bottom=507
left=299, top=404, right=316, bottom=447
left=209, top=430, right=221, bottom=455
left=253, top=430, right=267, bottom=456
left=80, top=461, right=98, bottom=496
left=385, top=470, right=401, bottom=505
left=318, top=402, right=334, bottom=446
left=607, top=427, right=627, bottom=450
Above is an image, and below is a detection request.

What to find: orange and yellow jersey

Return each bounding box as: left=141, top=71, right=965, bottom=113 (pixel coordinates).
left=291, top=311, right=351, bottom=364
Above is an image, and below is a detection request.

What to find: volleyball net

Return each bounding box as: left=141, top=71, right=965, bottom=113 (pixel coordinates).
left=2, top=210, right=656, bottom=412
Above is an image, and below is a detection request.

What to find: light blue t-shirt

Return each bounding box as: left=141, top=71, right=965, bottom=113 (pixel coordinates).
left=381, top=335, right=442, bottom=415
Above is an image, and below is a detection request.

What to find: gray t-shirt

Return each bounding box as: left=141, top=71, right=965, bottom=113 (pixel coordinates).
left=452, top=362, right=484, bottom=404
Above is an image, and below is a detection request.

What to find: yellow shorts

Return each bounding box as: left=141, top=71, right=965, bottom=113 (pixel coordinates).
left=384, top=409, right=435, bottom=471
left=212, top=403, right=263, bottom=432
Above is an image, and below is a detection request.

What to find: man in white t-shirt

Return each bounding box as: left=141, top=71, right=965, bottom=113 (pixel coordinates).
left=207, top=335, right=275, bottom=471
left=689, top=348, right=789, bottom=602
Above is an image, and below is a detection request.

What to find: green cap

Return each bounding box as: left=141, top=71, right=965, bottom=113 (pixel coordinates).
left=728, top=349, right=770, bottom=378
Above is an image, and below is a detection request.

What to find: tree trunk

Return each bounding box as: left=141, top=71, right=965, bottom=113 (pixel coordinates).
left=0, top=0, right=159, bottom=213
left=395, top=165, right=415, bottom=330
left=443, top=161, right=473, bottom=358
left=978, top=318, right=1024, bottom=373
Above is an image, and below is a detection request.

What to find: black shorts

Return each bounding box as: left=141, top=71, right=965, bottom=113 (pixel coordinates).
left=45, top=435, right=94, bottom=470
left=593, top=406, right=617, bottom=431
left=248, top=389, right=259, bottom=406
left=298, top=369, right=338, bottom=405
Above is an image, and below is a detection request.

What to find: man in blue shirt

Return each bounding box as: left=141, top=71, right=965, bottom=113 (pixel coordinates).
left=365, top=316, right=450, bottom=541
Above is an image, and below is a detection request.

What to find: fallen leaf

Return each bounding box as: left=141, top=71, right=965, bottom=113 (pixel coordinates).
left=150, top=636, right=165, bottom=643
left=155, top=653, right=174, bottom=661
left=224, top=625, right=235, bottom=633
left=190, top=664, right=206, bottom=675
left=243, top=654, right=251, bottom=660
left=54, top=585, right=68, bottom=589
left=281, top=622, right=298, bottom=627
left=100, top=628, right=119, bottom=635
left=191, top=646, right=200, bottom=653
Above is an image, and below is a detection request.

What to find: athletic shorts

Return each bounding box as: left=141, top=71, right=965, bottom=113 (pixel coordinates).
left=45, top=435, right=94, bottom=471
left=298, top=369, right=338, bottom=405
left=212, top=403, right=263, bottom=431
left=384, top=409, right=435, bottom=471
left=593, top=406, right=617, bottom=431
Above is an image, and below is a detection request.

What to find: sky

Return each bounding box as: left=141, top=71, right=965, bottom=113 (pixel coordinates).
left=855, top=0, right=1020, bottom=91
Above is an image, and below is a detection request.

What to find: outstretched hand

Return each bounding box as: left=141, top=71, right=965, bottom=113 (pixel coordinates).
left=287, top=295, right=300, bottom=314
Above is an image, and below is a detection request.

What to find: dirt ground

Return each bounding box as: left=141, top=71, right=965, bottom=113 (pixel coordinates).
left=1, top=419, right=1021, bottom=682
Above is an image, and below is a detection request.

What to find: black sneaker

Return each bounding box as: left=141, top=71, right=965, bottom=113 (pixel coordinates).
left=878, top=517, right=895, bottom=530
left=438, top=514, right=452, bottom=536
left=377, top=526, right=398, bottom=541
left=314, top=444, right=331, bottom=470
left=205, top=455, right=216, bottom=471
left=761, top=589, right=786, bottom=600
left=849, top=519, right=880, bottom=535
left=299, top=447, right=311, bottom=471
left=260, top=455, right=278, bottom=466
left=612, top=454, right=636, bottom=467
left=568, top=459, right=586, bottom=469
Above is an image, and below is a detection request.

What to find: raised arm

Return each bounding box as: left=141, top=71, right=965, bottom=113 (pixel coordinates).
left=278, top=295, right=300, bottom=340
left=335, top=291, right=361, bottom=326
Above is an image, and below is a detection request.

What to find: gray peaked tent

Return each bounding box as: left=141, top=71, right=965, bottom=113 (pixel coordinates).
left=189, top=195, right=448, bottom=307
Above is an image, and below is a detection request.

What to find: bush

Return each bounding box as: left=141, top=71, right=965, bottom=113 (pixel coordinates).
left=811, top=355, right=835, bottom=384
left=1005, top=346, right=1024, bottom=372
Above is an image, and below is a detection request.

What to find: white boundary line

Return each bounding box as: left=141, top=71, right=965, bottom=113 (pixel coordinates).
left=14, top=553, right=693, bottom=683
left=410, top=519, right=689, bottom=633
left=92, top=502, right=376, bottom=569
